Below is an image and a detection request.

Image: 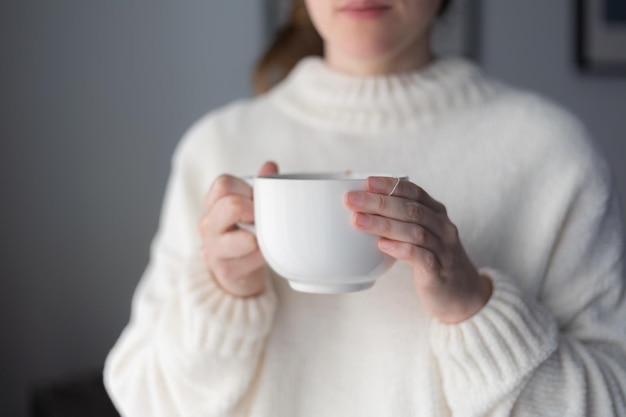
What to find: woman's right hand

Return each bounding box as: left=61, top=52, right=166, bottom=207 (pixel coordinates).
left=199, top=161, right=279, bottom=297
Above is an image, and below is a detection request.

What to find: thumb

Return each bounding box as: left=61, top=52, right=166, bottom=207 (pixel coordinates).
left=257, top=161, right=279, bottom=176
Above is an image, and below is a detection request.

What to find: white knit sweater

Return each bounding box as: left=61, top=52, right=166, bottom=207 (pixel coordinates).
left=104, top=57, right=626, bottom=416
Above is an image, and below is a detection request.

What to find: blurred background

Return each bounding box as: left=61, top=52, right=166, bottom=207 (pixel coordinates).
left=1, top=1, right=625, bottom=416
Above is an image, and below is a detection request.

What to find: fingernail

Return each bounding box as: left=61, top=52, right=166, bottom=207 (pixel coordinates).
left=379, top=239, right=393, bottom=250
left=368, top=177, right=385, bottom=191
left=347, top=192, right=363, bottom=206
left=355, top=213, right=370, bottom=226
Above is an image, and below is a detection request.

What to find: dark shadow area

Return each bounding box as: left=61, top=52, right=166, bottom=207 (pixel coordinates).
left=30, top=370, right=119, bottom=417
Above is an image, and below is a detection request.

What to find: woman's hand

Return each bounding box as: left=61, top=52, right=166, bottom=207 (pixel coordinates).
left=344, top=177, right=492, bottom=323
left=198, top=161, right=279, bottom=297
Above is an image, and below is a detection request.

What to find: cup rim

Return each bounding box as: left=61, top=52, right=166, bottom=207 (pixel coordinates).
left=256, top=172, right=408, bottom=181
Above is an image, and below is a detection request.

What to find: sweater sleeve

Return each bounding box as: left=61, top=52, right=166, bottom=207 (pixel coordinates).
left=430, top=141, right=626, bottom=415
left=103, top=119, right=278, bottom=417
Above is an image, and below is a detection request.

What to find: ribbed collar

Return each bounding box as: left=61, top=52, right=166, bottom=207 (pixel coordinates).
left=268, top=56, right=500, bottom=135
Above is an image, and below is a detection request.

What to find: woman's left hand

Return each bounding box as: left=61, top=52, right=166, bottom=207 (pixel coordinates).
left=345, top=177, right=492, bottom=324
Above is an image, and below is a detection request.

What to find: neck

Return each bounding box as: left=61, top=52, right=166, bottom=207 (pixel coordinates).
left=324, top=36, right=434, bottom=76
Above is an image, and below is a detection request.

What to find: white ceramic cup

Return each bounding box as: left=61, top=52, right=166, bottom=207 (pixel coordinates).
left=242, top=172, right=404, bottom=294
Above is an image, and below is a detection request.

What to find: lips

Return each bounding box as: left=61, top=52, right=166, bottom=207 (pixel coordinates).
left=338, top=0, right=391, bottom=17
left=339, top=0, right=391, bottom=10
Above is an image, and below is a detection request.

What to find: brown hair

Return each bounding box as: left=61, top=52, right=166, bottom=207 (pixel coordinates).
left=252, top=0, right=323, bottom=95
left=252, top=0, right=453, bottom=95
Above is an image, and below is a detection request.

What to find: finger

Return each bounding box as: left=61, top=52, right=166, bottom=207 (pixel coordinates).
left=258, top=161, right=279, bottom=176
left=378, top=238, right=441, bottom=274
left=205, top=174, right=253, bottom=210
left=200, top=195, right=255, bottom=235
left=211, top=229, right=258, bottom=259
left=366, top=177, right=446, bottom=214
left=352, top=212, right=442, bottom=253
left=211, top=250, right=266, bottom=283
left=345, top=191, right=446, bottom=239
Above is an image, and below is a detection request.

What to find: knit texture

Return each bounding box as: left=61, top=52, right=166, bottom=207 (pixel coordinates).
left=104, top=57, right=626, bottom=416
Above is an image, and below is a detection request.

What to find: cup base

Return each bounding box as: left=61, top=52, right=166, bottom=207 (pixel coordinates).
left=287, top=280, right=375, bottom=294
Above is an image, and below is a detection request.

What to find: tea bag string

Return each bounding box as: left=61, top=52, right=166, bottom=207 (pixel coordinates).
left=388, top=177, right=401, bottom=197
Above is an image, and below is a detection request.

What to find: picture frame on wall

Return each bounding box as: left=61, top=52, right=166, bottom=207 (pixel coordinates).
left=576, top=0, right=626, bottom=74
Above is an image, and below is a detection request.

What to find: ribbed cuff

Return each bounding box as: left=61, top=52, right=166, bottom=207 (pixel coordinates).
left=174, top=259, right=278, bottom=357
left=429, top=268, right=558, bottom=410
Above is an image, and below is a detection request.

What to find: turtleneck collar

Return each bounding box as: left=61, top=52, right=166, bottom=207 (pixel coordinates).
left=268, top=56, right=501, bottom=135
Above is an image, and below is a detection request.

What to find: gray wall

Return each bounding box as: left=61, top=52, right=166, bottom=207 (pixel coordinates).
left=1, top=1, right=625, bottom=417
left=480, top=0, right=626, bottom=206
left=0, top=2, right=265, bottom=416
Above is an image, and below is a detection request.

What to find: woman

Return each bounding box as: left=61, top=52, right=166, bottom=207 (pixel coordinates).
left=104, top=0, right=626, bottom=415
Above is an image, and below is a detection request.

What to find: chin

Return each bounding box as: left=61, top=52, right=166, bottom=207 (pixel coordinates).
left=339, top=38, right=398, bottom=60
